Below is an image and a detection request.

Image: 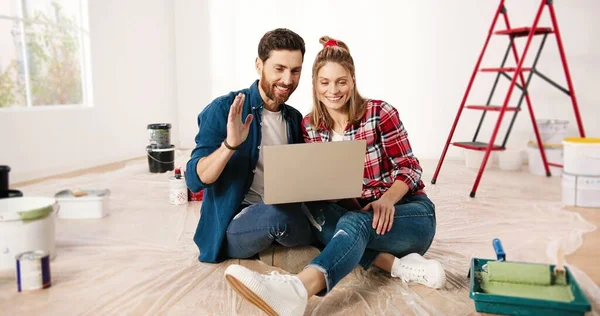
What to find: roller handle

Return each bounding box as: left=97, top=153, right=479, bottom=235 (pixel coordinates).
left=493, top=238, right=506, bottom=261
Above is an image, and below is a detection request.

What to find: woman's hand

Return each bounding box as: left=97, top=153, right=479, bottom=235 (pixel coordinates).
left=361, top=196, right=395, bottom=235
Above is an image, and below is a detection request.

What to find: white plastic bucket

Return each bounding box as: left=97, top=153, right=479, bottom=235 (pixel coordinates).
left=169, top=177, right=188, bottom=205
left=563, top=138, right=600, bottom=176
left=530, top=119, right=569, bottom=144
left=562, top=173, right=600, bottom=208
left=498, top=149, right=524, bottom=171
left=0, top=197, right=57, bottom=272
left=55, top=189, right=110, bottom=219
left=464, top=150, right=494, bottom=170
left=527, top=141, right=563, bottom=176
left=562, top=173, right=576, bottom=206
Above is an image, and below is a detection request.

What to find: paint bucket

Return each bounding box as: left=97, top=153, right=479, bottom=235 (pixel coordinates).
left=464, top=150, right=494, bottom=170
left=169, top=169, right=188, bottom=205
left=188, top=189, right=204, bottom=201
left=563, top=137, right=600, bottom=176
left=526, top=141, right=563, bottom=176
left=562, top=173, right=600, bottom=208
left=16, top=250, right=51, bottom=292
left=55, top=189, right=110, bottom=219
left=530, top=119, right=569, bottom=144
left=0, top=197, right=57, bottom=272
left=0, top=165, right=22, bottom=199
left=498, top=149, right=524, bottom=171
left=147, top=123, right=172, bottom=148
left=0, top=165, right=9, bottom=191
left=182, top=170, right=203, bottom=201
left=147, top=145, right=175, bottom=173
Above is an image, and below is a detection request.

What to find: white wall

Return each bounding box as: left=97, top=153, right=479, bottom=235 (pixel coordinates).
left=0, top=0, right=178, bottom=183
left=174, top=0, right=211, bottom=150
left=176, top=0, right=600, bottom=161
left=3, top=0, right=598, bottom=183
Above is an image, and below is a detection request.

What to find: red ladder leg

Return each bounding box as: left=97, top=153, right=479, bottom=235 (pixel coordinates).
left=502, top=3, right=552, bottom=177
left=470, top=1, right=547, bottom=197
left=431, top=0, right=506, bottom=185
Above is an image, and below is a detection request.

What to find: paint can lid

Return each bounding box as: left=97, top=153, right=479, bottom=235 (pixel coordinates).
left=563, top=137, right=600, bottom=145
left=147, top=123, right=171, bottom=130
left=536, top=119, right=569, bottom=126
left=527, top=141, right=563, bottom=149
left=0, top=165, right=10, bottom=172
left=54, top=189, right=110, bottom=205
left=0, top=197, right=56, bottom=222
left=16, top=250, right=49, bottom=261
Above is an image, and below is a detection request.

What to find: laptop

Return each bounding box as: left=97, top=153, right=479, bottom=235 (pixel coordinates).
left=263, top=140, right=366, bottom=204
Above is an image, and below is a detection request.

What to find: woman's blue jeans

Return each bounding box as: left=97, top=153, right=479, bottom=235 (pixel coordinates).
left=304, top=194, right=436, bottom=294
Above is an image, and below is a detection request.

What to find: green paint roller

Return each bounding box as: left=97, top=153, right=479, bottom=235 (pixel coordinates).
left=479, top=262, right=574, bottom=302
left=488, top=261, right=552, bottom=285
left=472, top=242, right=582, bottom=306
left=478, top=239, right=567, bottom=286
left=487, top=260, right=567, bottom=286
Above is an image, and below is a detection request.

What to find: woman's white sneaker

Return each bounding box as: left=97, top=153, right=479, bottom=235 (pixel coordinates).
left=224, top=264, right=308, bottom=316
left=391, top=253, right=446, bottom=289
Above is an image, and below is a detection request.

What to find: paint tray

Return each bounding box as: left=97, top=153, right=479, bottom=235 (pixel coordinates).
left=469, top=258, right=591, bottom=316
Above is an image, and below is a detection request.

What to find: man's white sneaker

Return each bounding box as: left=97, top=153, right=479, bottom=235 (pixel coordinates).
left=224, top=264, right=308, bottom=316
left=391, top=253, right=446, bottom=289
left=259, top=244, right=321, bottom=274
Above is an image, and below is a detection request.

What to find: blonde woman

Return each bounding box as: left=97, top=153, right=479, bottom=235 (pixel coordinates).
left=224, top=36, right=446, bottom=316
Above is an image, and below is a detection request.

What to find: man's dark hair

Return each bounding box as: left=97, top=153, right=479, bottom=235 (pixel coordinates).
left=258, top=28, right=305, bottom=62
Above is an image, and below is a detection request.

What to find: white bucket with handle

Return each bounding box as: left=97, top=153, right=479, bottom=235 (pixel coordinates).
left=464, top=150, right=494, bottom=170
left=0, top=197, right=57, bottom=272
left=527, top=141, right=563, bottom=176
left=531, top=119, right=569, bottom=144
left=563, top=138, right=600, bottom=176
left=498, top=149, right=524, bottom=171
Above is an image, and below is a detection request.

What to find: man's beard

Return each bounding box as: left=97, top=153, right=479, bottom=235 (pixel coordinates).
left=260, top=72, right=295, bottom=105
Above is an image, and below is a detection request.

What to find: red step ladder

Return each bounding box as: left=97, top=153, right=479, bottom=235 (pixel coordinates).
left=431, top=0, right=586, bottom=197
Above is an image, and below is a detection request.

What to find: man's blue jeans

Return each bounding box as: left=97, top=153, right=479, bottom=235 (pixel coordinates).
left=304, top=194, right=436, bottom=294
left=225, top=202, right=315, bottom=259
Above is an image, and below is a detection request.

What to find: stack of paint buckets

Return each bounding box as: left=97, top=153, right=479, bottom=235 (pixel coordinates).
left=562, top=137, right=600, bottom=208
left=527, top=119, right=568, bottom=177
left=146, top=123, right=175, bottom=173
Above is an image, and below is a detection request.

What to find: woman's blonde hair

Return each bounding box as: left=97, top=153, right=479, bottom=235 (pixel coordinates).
left=309, top=36, right=367, bottom=130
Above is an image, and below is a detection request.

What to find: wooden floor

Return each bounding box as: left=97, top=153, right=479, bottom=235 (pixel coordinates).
left=565, top=206, right=600, bottom=284
left=14, top=157, right=600, bottom=285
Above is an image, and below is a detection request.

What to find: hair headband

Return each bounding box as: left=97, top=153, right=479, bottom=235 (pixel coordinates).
left=323, top=39, right=338, bottom=48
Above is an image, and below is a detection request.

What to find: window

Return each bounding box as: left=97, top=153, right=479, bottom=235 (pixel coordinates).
left=0, top=0, right=92, bottom=108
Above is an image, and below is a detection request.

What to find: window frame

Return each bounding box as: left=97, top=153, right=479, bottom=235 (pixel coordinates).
left=0, top=0, right=93, bottom=110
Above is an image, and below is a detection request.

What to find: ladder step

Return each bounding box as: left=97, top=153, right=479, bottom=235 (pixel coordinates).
left=480, top=67, right=532, bottom=72
left=466, top=105, right=521, bottom=112
left=452, top=142, right=505, bottom=151
left=494, top=27, right=553, bottom=37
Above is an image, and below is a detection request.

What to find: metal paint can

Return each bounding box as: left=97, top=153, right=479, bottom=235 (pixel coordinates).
left=16, top=250, right=51, bottom=292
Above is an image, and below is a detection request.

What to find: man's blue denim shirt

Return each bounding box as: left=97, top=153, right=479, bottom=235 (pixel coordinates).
left=186, top=80, right=304, bottom=263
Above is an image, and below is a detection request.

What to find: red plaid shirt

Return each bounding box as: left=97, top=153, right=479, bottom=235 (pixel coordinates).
left=302, top=99, right=425, bottom=200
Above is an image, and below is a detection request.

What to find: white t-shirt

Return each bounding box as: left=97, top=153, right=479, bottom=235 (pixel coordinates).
left=243, top=109, right=288, bottom=204
left=331, top=130, right=344, bottom=142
